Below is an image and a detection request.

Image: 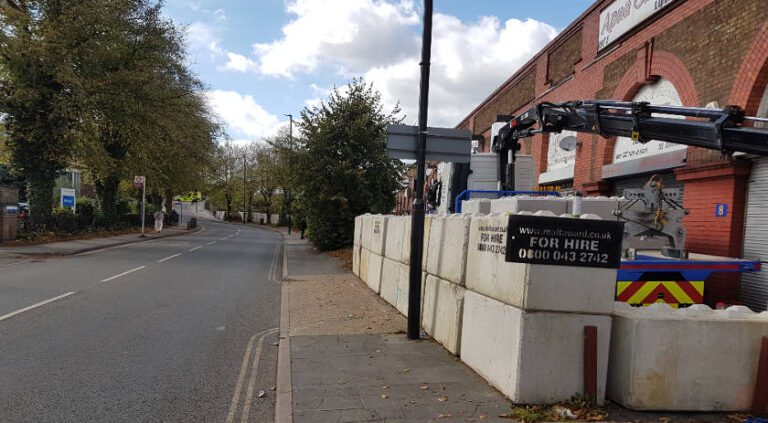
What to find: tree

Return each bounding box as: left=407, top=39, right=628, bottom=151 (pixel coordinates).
left=209, top=142, right=241, bottom=218
left=0, top=0, right=79, bottom=223
left=296, top=78, right=405, bottom=250
left=0, top=0, right=219, bottom=228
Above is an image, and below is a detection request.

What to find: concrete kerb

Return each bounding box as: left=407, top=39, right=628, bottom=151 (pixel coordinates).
left=3, top=225, right=204, bottom=258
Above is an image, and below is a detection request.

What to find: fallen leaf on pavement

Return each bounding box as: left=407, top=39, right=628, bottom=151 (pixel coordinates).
left=381, top=394, right=388, bottom=399
left=659, top=418, right=672, bottom=423
left=402, top=368, right=410, bottom=373
left=438, top=413, right=453, bottom=418
left=421, top=385, right=429, bottom=390
left=440, top=385, right=446, bottom=390
left=478, top=415, right=486, bottom=419
left=257, top=391, right=266, bottom=398
left=438, top=396, right=448, bottom=402
left=270, top=385, right=276, bottom=390
left=382, top=385, right=390, bottom=389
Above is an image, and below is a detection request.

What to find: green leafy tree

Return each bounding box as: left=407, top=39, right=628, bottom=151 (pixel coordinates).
left=0, top=0, right=79, bottom=223
left=296, top=78, right=405, bottom=250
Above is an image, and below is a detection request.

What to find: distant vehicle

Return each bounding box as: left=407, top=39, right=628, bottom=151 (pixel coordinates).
left=17, top=202, right=29, bottom=229
left=175, top=192, right=202, bottom=202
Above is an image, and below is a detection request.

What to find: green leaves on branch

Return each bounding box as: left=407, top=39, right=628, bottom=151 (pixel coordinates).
left=295, top=78, right=406, bottom=251
left=0, top=0, right=220, bottom=223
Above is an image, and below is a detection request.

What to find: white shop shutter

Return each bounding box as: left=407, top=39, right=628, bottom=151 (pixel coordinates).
left=741, top=157, right=768, bottom=311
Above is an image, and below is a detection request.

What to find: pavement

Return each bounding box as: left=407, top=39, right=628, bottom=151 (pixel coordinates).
left=0, top=223, right=196, bottom=257
left=275, top=229, right=515, bottom=423
left=273, top=230, right=743, bottom=423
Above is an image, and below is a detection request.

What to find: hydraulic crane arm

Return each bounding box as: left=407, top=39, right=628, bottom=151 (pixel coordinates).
left=492, top=100, right=768, bottom=190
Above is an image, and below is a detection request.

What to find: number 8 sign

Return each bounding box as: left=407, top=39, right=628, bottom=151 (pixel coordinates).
left=715, top=203, right=728, bottom=217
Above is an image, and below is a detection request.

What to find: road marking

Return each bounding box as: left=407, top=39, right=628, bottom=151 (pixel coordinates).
left=226, top=327, right=279, bottom=423
left=0, top=292, right=76, bottom=323
left=0, top=260, right=31, bottom=268
left=157, top=253, right=181, bottom=263
left=101, top=265, right=146, bottom=282
left=76, top=242, right=135, bottom=256
left=220, top=237, right=228, bottom=241
left=207, top=241, right=217, bottom=245
left=189, top=246, right=203, bottom=252
left=268, top=242, right=281, bottom=282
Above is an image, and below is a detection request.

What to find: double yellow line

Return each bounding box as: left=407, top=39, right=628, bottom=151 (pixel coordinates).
left=226, top=327, right=279, bottom=423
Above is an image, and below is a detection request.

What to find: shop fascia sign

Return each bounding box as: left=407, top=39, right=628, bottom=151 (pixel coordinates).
left=598, top=0, right=676, bottom=51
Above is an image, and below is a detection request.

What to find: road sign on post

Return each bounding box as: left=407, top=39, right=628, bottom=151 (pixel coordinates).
left=135, top=176, right=146, bottom=237
left=61, top=188, right=76, bottom=211
left=386, top=125, right=472, bottom=163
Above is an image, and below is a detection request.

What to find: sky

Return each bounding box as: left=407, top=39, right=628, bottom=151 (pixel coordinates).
left=161, top=0, right=596, bottom=144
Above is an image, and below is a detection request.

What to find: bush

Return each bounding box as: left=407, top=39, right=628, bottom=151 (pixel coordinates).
left=76, top=198, right=96, bottom=228
left=307, top=198, right=354, bottom=251
left=116, top=197, right=132, bottom=216
left=51, top=207, right=78, bottom=234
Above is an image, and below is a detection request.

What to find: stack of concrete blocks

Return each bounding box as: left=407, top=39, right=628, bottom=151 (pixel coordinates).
left=489, top=195, right=568, bottom=215
left=461, top=198, right=491, bottom=214
left=354, top=214, right=389, bottom=294
left=609, top=302, right=768, bottom=411
left=421, top=214, right=473, bottom=354
left=460, top=211, right=616, bottom=405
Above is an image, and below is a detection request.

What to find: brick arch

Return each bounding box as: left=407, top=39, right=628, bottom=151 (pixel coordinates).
left=728, top=20, right=768, bottom=115
left=599, top=50, right=700, bottom=165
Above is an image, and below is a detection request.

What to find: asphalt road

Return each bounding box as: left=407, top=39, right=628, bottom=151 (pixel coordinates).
left=0, top=219, right=282, bottom=423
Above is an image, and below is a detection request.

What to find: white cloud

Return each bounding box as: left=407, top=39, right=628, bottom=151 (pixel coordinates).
left=363, top=14, right=557, bottom=127
left=224, top=52, right=259, bottom=72
left=251, top=0, right=420, bottom=77
left=214, top=8, right=227, bottom=21
left=186, top=22, right=224, bottom=59
left=205, top=90, right=284, bottom=139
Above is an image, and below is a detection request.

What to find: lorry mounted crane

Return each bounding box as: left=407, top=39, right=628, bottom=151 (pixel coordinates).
left=475, top=100, right=768, bottom=307
left=492, top=100, right=768, bottom=192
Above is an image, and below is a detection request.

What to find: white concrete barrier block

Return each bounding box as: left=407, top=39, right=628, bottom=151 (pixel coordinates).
left=354, top=215, right=363, bottom=247
left=384, top=216, right=406, bottom=262
left=426, top=215, right=472, bottom=285
left=461, top=291, right=611, bottom=405
left=566, top=196, right=621, bottom=221
left=490, top=195, right=567, bottom=215
left=465, top=214, right=617, bottom=314
left=608, top=303, right=768, bottom=411
left=462, top=199, right=492, bottom=214
left=381, top=258, right=407, bottom=307
left=359, top=248, right=370, bottom=284
left=360, top=214, right=373, bottom=251
left=369, top=215, right=389, bottom=256
left=422, top=275, right=465, bottom=354
left=366, top=252, right=384, bottom=294
left=353, top=245, right=361, bottom=277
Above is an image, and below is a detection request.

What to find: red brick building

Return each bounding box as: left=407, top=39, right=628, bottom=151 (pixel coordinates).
left=453, top=0, right=768, bottom=308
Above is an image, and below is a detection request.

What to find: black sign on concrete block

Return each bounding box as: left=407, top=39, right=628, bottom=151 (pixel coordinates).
left=505, top=215, right=624, bottom=269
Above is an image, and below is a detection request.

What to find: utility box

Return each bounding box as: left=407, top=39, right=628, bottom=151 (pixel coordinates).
left=0, top=188, right=19, bottom=242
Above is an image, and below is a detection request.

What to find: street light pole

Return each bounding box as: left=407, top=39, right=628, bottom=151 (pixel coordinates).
left=407, top=0, right=433, bottom=340
left=284, top=113, right=293, bottom=235
left=243, top=153, right=247, bottom=225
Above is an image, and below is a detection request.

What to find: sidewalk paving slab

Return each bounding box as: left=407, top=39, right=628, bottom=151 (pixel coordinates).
left=279, top=237, right=515, bottom=423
